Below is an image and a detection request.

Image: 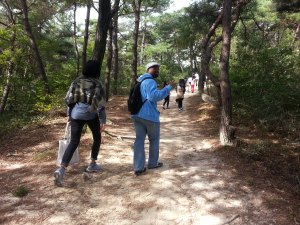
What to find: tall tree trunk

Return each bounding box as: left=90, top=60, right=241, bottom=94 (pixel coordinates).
left=92, top=0, right=111, bottom=72
left=140, top=11, right=148, bottom=66
left=199, top=0, right=250, bottom=145
left=0, top=61, right=14, bottom=113
left=103, top=0, right=120, bottom=99
left=112, top=12, right=119, bottom=95
left=200, top=12, right=223, bottom=88
left=140, top=24, right=146, bottom=66
left=0, top=32, right=16, bottom=113
left=176, top=48, right=184, bottom=73
left=200, top=0, right=250, bottom=94
left=109, top=0, right=120, bottom=95
left=82, top=0, right=91, bottom=70
left=0, top=3, right=15, bottom=113
left=20, top=0, right=50, bottom=94
left=73, top=2, right=80, bottom=77
left=130, top=0, right=142, bottom=88
left=105, top=25, right=113, bottom=101
left=189, top=41, right=194, bottom=74
left=219, top=0, right=235, bottom=145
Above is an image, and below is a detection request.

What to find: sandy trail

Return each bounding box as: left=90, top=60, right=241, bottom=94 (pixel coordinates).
left=0, top=91, right=299, bottom=225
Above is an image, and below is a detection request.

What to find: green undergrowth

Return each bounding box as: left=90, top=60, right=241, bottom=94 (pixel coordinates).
left=12, top=185, right=29, bottom=198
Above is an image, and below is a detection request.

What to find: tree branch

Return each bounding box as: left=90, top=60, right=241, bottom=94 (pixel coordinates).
left=240, top=17, right=248, bottom=39
left=111, top=0, right=120, bottom=17
left=202, top=13, right=223, bottom=48
left=0, top=21, right=10, bottom=27
left=201, top=0, right=252, bottom=88
left=247, top=6, right=265, bottom=32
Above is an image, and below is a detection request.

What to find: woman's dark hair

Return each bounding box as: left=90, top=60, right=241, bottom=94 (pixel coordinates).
left=179, top=79, right=185, bottom=85
left=83, top=60, right=101, bottom=78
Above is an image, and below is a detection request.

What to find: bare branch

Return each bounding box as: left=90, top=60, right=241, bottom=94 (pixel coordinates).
left=92, top=1, right=99, bottom=13
left=3, top=0, right=16, bottom=24
left=202, top=13, right=223, bottom=48
left=0, top=21, right=10, bottom=27
left=210, top=36, right=223, bottom=49
left=249, top=7, right=274, bottom=34
left=240, top=17, right=249, bottom=39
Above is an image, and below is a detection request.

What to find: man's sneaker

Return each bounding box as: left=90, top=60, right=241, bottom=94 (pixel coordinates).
left=54, top=167, right=65, bottom=187
left=148, top=162, right=163, bottom=169
left=86, top=162, right=102, bottom=172
left=134, top=168, right=146, bottom=176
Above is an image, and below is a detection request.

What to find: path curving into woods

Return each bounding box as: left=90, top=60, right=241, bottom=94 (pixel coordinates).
left=0, top=91, right=299, bottom=225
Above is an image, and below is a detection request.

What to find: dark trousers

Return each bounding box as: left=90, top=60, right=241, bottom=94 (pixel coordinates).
left=163, top=95, right=170, bottom=107
left=176, top=98, right=183, bottom=109
left=62, top=117, right=101, bottom=166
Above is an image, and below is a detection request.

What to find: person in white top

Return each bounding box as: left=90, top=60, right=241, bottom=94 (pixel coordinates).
left=186, top=76, right=193, bottom=92
left=194, top=73, right=199, bottom=87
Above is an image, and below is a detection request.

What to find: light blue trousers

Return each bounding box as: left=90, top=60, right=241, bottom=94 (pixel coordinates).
left=133, top=117, right=160, bottom=171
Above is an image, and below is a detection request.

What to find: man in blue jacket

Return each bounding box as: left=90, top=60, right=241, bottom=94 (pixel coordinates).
left=132, top=62, right=175, bottom=175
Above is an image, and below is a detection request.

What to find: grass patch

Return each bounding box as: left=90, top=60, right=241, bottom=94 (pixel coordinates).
left=12, top=185, right=29, bottom=198
left=33, top=149, right=56, bottom=161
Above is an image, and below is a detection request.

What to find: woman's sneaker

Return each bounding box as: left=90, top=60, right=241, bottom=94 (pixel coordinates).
left=86, top=162, right=101, bottom=172
left=54, top=167, right=65, bottom=187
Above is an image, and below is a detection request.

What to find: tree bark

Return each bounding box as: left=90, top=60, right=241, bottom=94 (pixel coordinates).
left=200, top=0, right=249, bottom=88
left=140, top=10, right=148, bottom=66
left=0, top=61, right=14, bottom=113
left=82, top=0, right=91, bottom=70
left=112, top=9, right=119, bottom=95
left=104, top=0, right=120, bottom=99
left=199, top=0, right=251, bottom=145
left=0, top=1, right=16, bottom=113
left=20, top=0, right=50, bottom=94
left=130, top=0, right=142, bottom=88
left=92, top=0, right=111, bottom=71
left=73, top=2, right=80, bottom=77
left=219, top=0, right=235, bottom=145
left=105, top=25, right=113, bottom=101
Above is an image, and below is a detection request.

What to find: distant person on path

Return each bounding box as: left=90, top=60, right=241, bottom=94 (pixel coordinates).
left=186, top=76, right=193, bottom=92
left=131, top=62, right=176, bottom=176
left=162, top=81, right=170, bottom=109
left=191, top=75, right=195, bottom=93
left=175, top=78, right=186, bottom=111
left=194, top=72, right=199, bottom=87
left=54, top=60, right=106, bottom=187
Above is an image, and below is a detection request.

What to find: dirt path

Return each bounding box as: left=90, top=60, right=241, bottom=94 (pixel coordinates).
left=0, top=91, right=299, bottom=225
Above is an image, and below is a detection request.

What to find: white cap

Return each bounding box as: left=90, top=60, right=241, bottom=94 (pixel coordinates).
left=146, top=62, right=160, bottom=71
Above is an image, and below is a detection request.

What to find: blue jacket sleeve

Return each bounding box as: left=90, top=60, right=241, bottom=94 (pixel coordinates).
left=143, top=80, right=172, bottom=102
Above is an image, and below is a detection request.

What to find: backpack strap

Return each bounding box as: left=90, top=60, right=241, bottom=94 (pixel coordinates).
left=140, top=77, right=153, bottom=83
left=139, top=77, right=153, bottom=103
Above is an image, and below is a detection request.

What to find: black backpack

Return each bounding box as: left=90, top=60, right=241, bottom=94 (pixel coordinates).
left=128, top=77, right=152, bottom=115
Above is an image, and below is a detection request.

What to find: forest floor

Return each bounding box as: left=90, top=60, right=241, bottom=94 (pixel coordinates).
left=0, top=90, right=299, bottom=225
